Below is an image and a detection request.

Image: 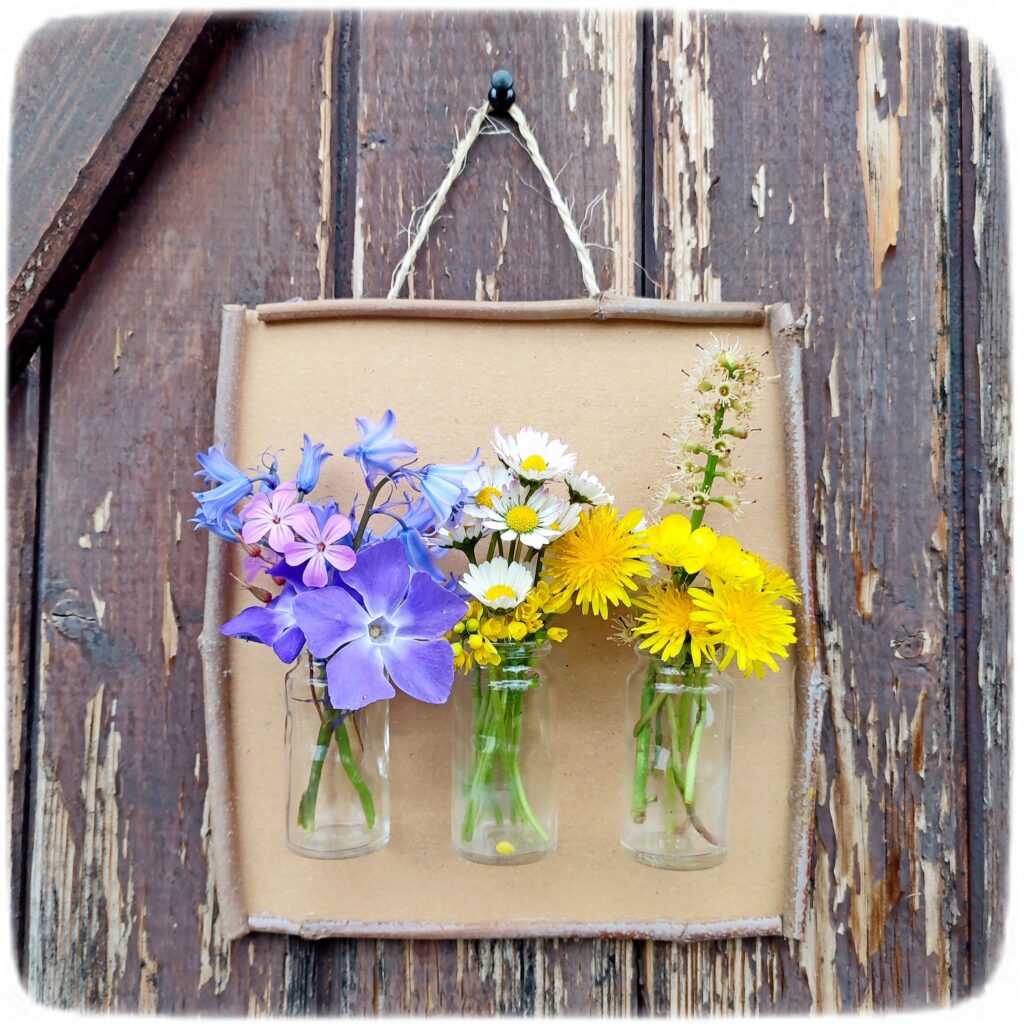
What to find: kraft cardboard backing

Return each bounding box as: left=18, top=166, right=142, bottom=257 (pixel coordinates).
left=203, top=302, right=823, bottom=940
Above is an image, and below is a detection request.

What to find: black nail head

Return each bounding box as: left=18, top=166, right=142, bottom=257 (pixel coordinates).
left=489, top=69, right=515, bottom=113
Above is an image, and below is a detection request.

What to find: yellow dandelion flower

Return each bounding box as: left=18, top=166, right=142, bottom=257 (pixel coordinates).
left=690, top=580, right=797, bottom=679
left=754, top=556, right=802, bottom=604
left=646, top=514, right=717, bottom=573
left=631, top=584, right=718, bottom=666
left=701, top=534, right=763, bottom=583
left=544, top=506, right=652, bottom=619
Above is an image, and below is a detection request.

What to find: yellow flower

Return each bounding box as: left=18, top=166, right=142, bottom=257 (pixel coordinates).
left=754, top=556, right=802, bottom=604
left=646, top=514, right=717, bottom=573
left=544, top=506, right=652, bottom=619
left=702, top=535, right=763, bottom=584
left=547, top=626, right=568, bottom=643
left=631, top=584, right=718, bottom=665
left=690, top=580, right=797, bottom=678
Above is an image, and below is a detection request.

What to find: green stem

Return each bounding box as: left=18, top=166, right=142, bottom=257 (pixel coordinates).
left=631, top=662, right=657, bottom=822
left=333, top=712, right=376, bottom=828
left=297, top=719, right=335, bottom=831
left=352, top=475, right=394, bottom=549
left=683, top=691, right=707, bottom=806
left=633, top=690, right=668, bottom=737
left=689, top=401, right=728, bottom=530
left=504, top=689, right=548, bottom=842
left=460, top=685, right=500, bottom=842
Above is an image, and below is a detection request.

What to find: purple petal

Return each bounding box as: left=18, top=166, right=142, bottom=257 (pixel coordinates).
left=241, top=519, right=268, bottom=545
left=324, top=544, right=357, bottom=572
left=302, top=552, right=329, bottom=588
left=321, top=513, right=352, bottom=545
left=382, top=637, right=455, bottom=704
left=290, top=506, right=321, bottom=542
left=326, top=638, right=394, bottom=710
left=283, top=541, right=317, bottom=566
left=221, top=605, right=284, bottom=647
left=341, top=538, right=410, bottom=617
left=292, top=586, right=367, bottom=659
left=391, top=573, right=467, bottom=640
left=273, top=625, right=306, bottom=663
left=267, top=522, right=295, bottom=552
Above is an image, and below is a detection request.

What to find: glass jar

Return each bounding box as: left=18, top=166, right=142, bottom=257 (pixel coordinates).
left=452, top=640, right=556, bottom=864
left=621, top=653, right=734, bottom=869
left=285, top=655, right=390, bottom=858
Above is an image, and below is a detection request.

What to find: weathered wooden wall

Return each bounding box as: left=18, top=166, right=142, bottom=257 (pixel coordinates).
left=7, top=11, right=1009, bottom=1013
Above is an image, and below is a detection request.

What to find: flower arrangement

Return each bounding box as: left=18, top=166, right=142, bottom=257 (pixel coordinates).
left=608, top=338, right=802, bottom=866
left=438, top=428, right=651, bottom=861
left=192, top=412, right=475, bottom=853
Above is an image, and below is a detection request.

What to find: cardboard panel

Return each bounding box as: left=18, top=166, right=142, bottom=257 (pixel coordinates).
left=203, top=301, right=822, bottom=940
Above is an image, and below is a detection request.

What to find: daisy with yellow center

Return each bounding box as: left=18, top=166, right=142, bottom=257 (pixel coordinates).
left=493, top=426, right=576, bottom=483
left=565, top=470, right=614, bottom=507
left=646, top=514, right=717, bottom=573
left=475, top=484, right=564, bottom=549
left=631, top=584, right=718, bottom=666
left=544, top=506, right=653, bottom=619
left=460, top=557, right=533, bottom=610
left=461, top=464, right=514, bottom=518
left=690, top=580, right=797, bottom=678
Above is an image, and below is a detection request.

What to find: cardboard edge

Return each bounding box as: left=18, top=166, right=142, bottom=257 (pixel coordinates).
left=207, top=299, right=821, bottom=943
left=253, top=295, right=767, bottom=326
left=768, top=302, right=830, bottom=940
left=246, top=913, right=785, bottom=943
left=197, top=304, right=250, bottom=942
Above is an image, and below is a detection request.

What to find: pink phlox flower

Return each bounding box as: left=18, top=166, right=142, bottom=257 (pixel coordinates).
left=282, top=509, right=357, bottom=588
left=239, top=482, right=308, bottom=551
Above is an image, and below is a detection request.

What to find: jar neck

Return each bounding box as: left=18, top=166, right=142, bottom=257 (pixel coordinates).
left=491, top=639, right=552, bottom=665
left=638, top=651, right=716, bottom=689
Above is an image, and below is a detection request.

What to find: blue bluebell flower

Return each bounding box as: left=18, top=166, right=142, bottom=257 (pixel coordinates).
left=296, top=435, right=331, bottom=494
left=343, top=410, right=417, bottom=484
left=191, top=508, right=242, bottom=542
left=195, top=444, right=248, bottom=486
left=409, top=452, right=482, bottom=522
left=192, top=477, right=254, bottom=533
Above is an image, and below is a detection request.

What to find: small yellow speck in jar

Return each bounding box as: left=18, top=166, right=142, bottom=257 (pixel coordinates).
left=495, top=840, right=516, bottom=856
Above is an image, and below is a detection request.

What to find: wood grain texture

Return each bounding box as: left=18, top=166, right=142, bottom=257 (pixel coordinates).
left=23, top=15, right=329, bottom=1010
left=961, top=35, right=1010, bottom=986
left=6, top=349, right=43, bottom=980
left=7, top=15, right=223, bottom=378
left=9, top=10, right=1009, bottom=1014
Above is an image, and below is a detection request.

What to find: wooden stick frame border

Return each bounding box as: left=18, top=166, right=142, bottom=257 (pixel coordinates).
left=199, top=297, right=827, bottom=943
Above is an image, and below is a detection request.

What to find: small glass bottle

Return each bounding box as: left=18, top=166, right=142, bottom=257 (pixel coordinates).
left=284, top=655, right=390, bottom=858
left=622, top=652, right=734, bottom=869
left=452, top=640, right=556, bottom=865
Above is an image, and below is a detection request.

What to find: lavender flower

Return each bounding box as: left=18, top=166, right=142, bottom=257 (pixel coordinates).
left=239, top=483, right=309, bottom=551
left=282, top=508, right=357, bottom=587
left=343, top=410, right=417, bottom=484
left=296, top=435, right=331, bottom=494
left=292, top=539, right=466, bottom=710
left=221, top=584, right=306, bottom=663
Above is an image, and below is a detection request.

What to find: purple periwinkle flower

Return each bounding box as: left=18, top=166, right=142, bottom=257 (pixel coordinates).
left=296, top=435, right=331, bottom=494
left=282, top=508, right=357, bottom=587
left=221, top=584, right=306, bottom=663
left=343, top=410, right=417, bottom=484
left=239, top=483, right=309, bottom=551
left=292, top=539, right=466, bottom=710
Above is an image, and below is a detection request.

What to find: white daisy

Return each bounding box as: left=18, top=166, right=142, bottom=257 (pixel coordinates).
left=461, top=557, right=533, bottom=610
left=492, top=427, right=576, bottom=483
left=564, top=470, right=614, bottom=507
left=430, top=520, right=485, bottom=549
left=548, top=500, right=582, bottom=539
left=476, top=484, right=563, bottom=549
left=461, top=464, right=514, bottom=519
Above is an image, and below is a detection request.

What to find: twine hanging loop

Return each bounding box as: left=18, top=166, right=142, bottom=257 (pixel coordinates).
left=387, top=71, right=601, bottom=300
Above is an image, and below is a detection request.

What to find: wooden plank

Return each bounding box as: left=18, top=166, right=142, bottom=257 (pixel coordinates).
left=645, top=14, right=969, bottom=1010
left=6, top=348, right=43, bottom=981
left=960, top=34, right=1010, bottom=987
left=25, top=15, right=331, bottom=1010
left=8, top=16, right=176, bottom=277
left=346, top=9, right=642, bottom=1013
left=7, top=14, right=225, bottom=379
